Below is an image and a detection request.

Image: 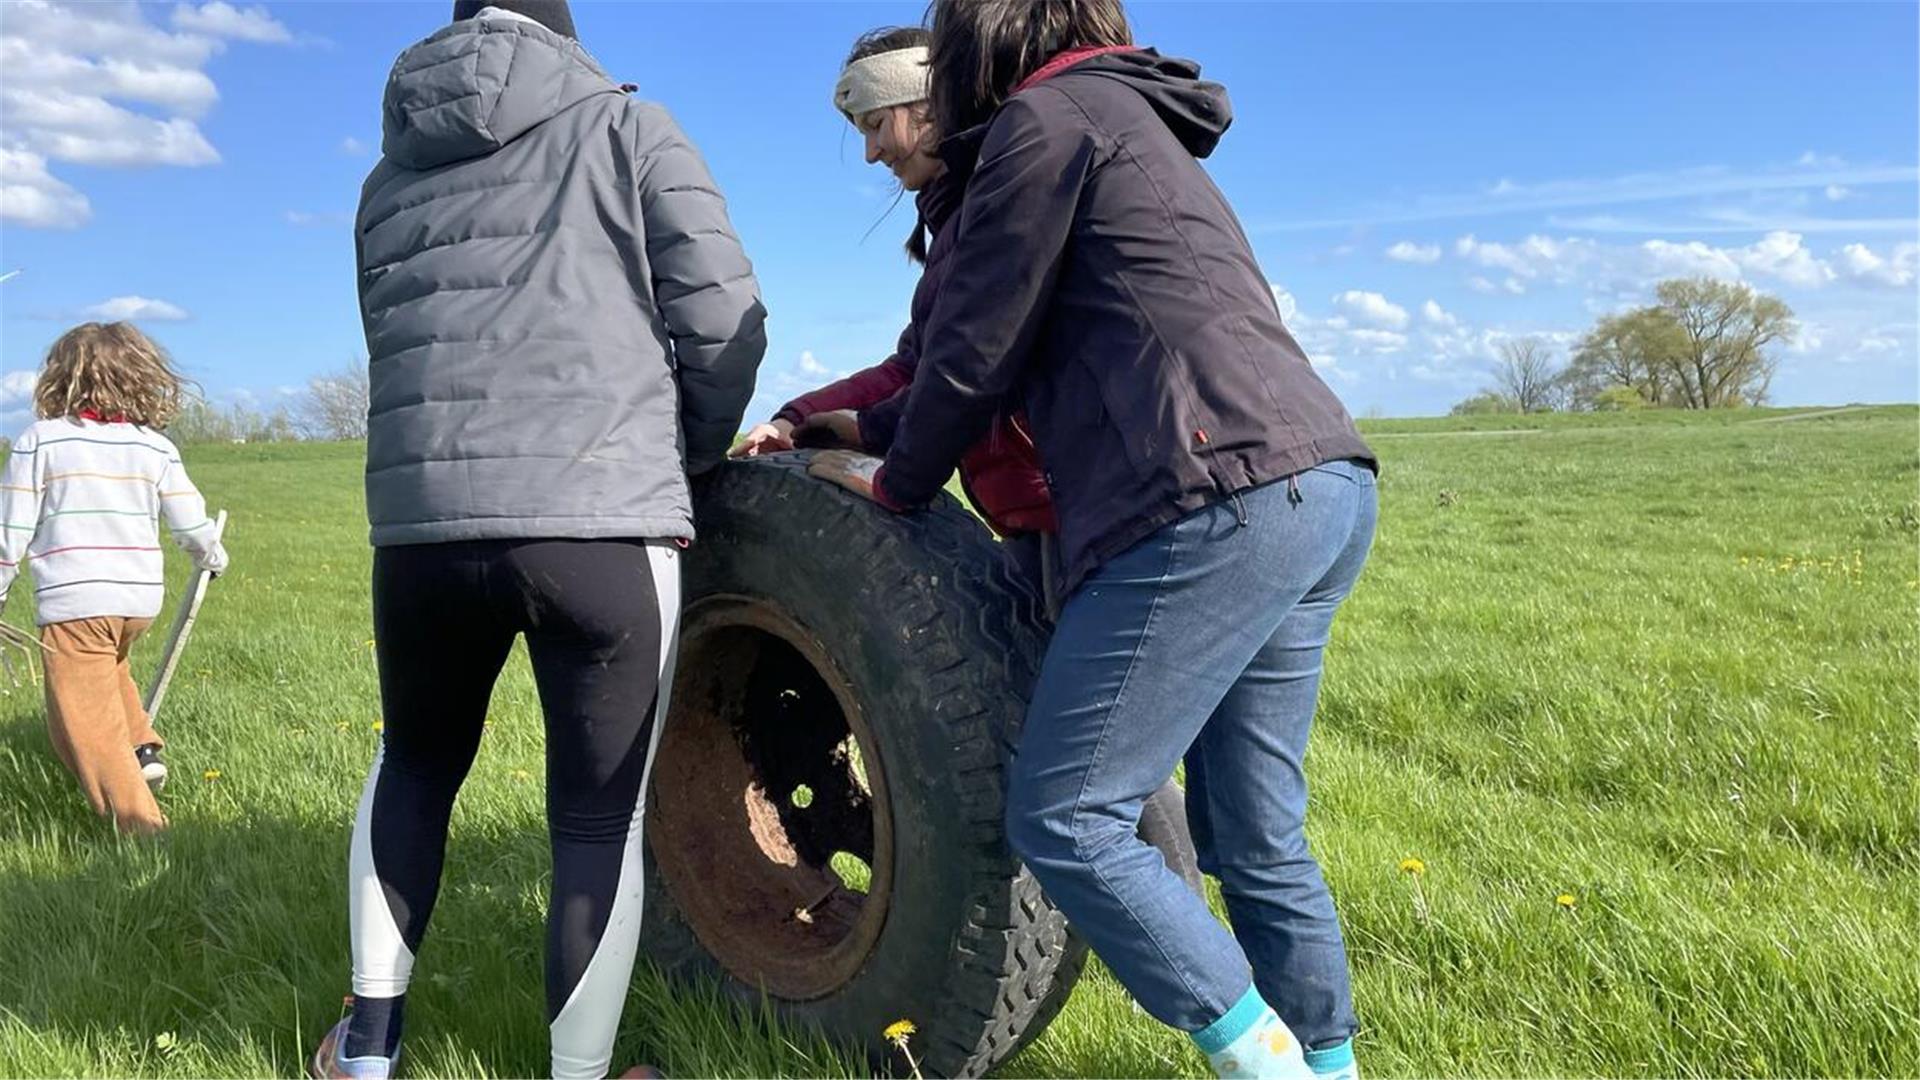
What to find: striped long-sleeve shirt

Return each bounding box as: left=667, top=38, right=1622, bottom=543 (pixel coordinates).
left=0, top=417, right=229, bottom=626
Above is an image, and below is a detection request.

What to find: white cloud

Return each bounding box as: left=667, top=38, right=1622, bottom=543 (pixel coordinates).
left=1347, top=328, right=1408, bottom=353
left=1641, top=231, right=1834, bottom=288
left=1421, top=299, right=1459, bottom=328
left=1467, top=276, right=1499, bottom=295
left=1837, top=242, right=1918, bottom=288
left=1737, top=231, right=1833, bottom=287
left=80, top=295, right=189, bottom=321
left=1455, top=233, right=1596, bottom=283
left=1257, top=157, right=1916, bottom=232
left=1825, top=185, right=1852, bottom=202
left=1857, top=334, right=1900, bottom=354
left=1270, top=285, right=1298, bottom=323
left=5, top=87, right=220, bottom=166
left=1642, top=238, right=1743, bottom=280
left=0, top=34, right=218, bottom=116
left=340, top=135, right=368, bottom=156
left=797, top=350, right=829, bottom=377
left=0, top=144, right=89, bottom=227
left=0, top=0, right=293, bottom=229
left=1502, top=277, right=1527, bottom=295
left=1, top=370, right=37, bottom=407
left=1332, top=290, right=1409, bottom=329
left=171, top=2, right=292, bottom=43
left=1385, top=241, right=1440, bottom=264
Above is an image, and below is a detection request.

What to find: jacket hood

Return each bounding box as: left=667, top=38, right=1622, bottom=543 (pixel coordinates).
left=1060, top=49, right=1233, bottom=159
left=380, top=15, right=619, bottom=170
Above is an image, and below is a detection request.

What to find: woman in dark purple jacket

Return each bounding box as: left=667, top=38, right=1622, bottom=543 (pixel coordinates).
left=856, top=2, right=1379, bottom=1076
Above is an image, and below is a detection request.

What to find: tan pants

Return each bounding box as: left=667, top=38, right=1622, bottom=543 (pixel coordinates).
left=41, top=616, right=165, bottom=835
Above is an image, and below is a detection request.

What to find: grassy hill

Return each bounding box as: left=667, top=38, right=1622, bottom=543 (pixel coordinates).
left=1, top=406, right=1914, bottom=1077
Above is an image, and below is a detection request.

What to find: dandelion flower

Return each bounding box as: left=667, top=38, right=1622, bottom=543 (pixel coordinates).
left=202, top=769, right=222, bottom=782
left=1556, top=893, right=1577, bottom=909
left=884, top=1019, right=917, bottom=1043
left=372, top=720, right=384, bottom=732
left=1399, top=857, right=1425, bottom=876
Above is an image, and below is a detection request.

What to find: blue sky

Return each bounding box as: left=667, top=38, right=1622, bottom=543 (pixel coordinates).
left=2, top=0, right=1915, bottom=432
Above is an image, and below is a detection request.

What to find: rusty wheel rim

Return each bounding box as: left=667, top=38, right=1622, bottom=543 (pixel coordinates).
left=649, top=594, right=894, bottom=1001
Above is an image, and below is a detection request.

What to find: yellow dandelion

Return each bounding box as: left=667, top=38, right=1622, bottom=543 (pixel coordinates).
left=1399, top=857, right=1426, bottom=876
left=372, top=720, right=384, bottom=732
left=884, top=1019, right=917, bottom=1043
left=1556, top=893, right=1577, bottom=909
left=511, top=769, right=532, bottom=782
left=202, top=769, right=222, bottom=782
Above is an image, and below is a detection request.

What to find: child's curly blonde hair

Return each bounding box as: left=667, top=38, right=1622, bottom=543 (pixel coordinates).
left=34, top=322, right=188, bottom=429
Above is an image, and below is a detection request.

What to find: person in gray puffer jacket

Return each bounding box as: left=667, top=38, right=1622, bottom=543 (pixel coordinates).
left=357, top=2, right=764, bottom=542
left=316, top=4, right=766, bottom=1079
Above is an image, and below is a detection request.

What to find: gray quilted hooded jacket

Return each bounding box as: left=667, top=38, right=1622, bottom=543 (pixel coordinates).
left=356, top=13, right=766, bottom=546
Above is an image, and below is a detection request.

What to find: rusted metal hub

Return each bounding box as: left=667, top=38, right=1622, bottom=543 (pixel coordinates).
left=649, top=595, right=893, bottom=1001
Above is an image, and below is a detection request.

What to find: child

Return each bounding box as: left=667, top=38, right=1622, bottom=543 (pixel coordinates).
left=0, top=322, right=229, bottom=836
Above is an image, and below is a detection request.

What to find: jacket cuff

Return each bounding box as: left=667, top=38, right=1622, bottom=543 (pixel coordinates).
left=869, top=464, right=910, bottom=512
left=773, top=404, right=807, bottom=427
left=856, top=408, right=894, bottom=456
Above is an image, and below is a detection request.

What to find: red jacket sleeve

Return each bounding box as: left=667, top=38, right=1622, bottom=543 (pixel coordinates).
left=773, top=329, right=916, bottom=426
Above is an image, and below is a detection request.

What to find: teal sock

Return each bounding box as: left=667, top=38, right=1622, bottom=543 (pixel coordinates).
left=1192, top=986, right=1310, bottom=1079
left=1304, top=1038, right=1357, bottom=1080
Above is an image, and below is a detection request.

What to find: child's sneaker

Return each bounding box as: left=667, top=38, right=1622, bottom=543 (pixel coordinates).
left=135, top=744, right=167, bottom=792
left=309, top=1015, right=399, bottom=1080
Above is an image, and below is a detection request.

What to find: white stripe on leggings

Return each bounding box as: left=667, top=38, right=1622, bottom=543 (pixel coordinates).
left=349, top=741, right=416, bottom=997
left=548, top=540, right=681, bottom=1080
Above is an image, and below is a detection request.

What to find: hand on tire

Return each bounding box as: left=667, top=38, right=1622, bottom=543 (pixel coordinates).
left=793, top=410, right=863, bottom=451
left=807, top=450, right=887, bottom=506
left=731, top=419, right=795, bottom=458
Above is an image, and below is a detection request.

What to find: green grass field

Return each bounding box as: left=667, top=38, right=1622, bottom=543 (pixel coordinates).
left=2, top=406, right=1916, bottom=1078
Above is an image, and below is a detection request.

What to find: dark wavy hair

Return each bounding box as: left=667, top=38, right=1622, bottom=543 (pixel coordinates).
left=925, top=0, right=1132, bottom=137
left=847, top=24, right=930, bottom=64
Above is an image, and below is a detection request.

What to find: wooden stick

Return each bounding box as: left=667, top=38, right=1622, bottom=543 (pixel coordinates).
left=144, top=510, right=227, bottom=722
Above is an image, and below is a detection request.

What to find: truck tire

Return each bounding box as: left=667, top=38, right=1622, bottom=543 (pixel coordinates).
left=642, top=452, right=1086, bottom=1078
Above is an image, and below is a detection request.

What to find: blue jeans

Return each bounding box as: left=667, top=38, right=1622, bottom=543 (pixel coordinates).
left=1005, top=460, right=1376, bottom=1047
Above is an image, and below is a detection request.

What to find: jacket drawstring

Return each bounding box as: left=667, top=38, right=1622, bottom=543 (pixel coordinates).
left=1231, top=490, right=1250, bottom=527
left=1287, top=473, right=1303, bottom=506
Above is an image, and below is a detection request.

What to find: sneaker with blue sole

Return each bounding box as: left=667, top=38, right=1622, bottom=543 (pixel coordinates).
left=308, top=1015, right=399, bottom=1080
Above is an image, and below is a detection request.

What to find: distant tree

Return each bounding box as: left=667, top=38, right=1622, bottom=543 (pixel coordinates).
left=1654, top=278, right=1792, bottom=409
left=1566, top=309, right=1683, bottom=409
left=168, top=395, right=299, bottom=444
left=1492, top=338, right=1566, bottom=413
left=297, top=364, right=370, bottom=441
left=167, top=397, right=234, bottom=443
left=1568, top=279, right=1792, bottom=410
left=1588, top=384, right=1651, bottom=412
left=1450, top=390, right=1518, bottom=416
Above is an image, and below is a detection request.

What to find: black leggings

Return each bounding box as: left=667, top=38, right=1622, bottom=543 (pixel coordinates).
left=350, top=538, right=677, bottom=1079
